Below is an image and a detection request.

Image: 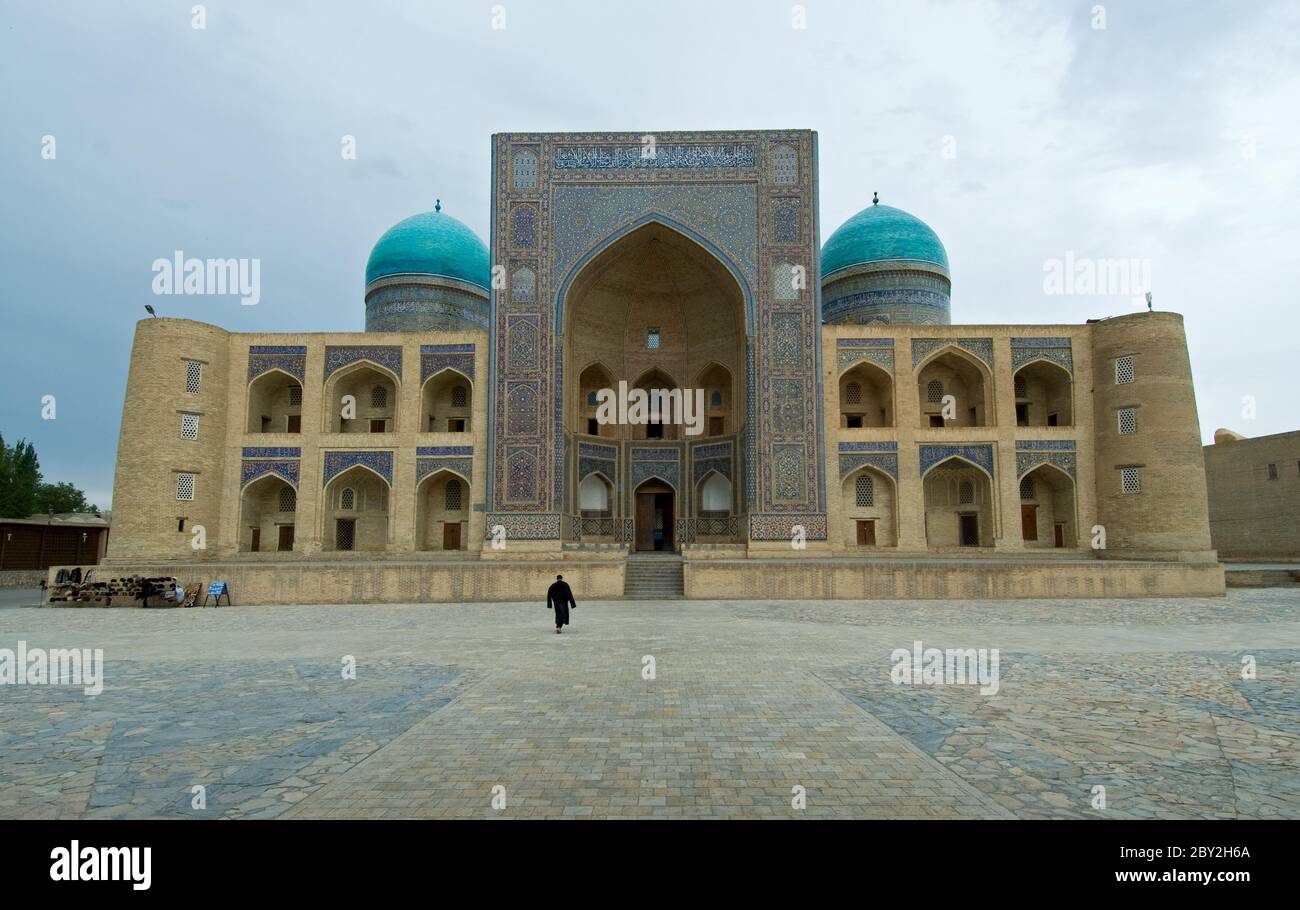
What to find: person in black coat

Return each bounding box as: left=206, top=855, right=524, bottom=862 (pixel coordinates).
left=547, top=574, right=577, bottom=633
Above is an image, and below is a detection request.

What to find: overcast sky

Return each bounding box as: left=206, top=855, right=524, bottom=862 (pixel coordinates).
left=2, top=0, right=1297, bottom=509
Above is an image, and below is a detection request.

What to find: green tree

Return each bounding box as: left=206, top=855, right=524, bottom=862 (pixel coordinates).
left=35, top=481, right=92, bottom=515
left=0, top=434, right=42, bottom=518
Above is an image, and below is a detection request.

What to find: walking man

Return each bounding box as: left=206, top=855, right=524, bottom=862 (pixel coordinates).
left=547, top=574, right=577, bottom=634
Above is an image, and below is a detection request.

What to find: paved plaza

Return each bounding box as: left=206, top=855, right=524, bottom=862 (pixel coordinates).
left=1, top=590, right=1298, bottom=819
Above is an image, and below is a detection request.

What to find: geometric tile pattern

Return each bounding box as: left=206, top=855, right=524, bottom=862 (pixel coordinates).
left=420, top=344, right=475, bottom=384
left=836, top=338, right=895, bottom=374
left=1010, top=337, right=1073, bottom=374
left=911, top=337, right=993, bottom=370
left=919, top=444, right=995, bottom=478
left=247, top=346, right=307, bottom=383
left=322, top=450, right=394, bottom=486
left=323, top=345, right=404, bottom=380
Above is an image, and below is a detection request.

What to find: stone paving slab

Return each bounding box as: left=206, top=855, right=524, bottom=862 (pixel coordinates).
left=1, top=590, right=1298, bottom=819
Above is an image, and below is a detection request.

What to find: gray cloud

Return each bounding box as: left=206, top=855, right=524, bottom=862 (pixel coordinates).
left=0, top=0, right=1295, bottom=509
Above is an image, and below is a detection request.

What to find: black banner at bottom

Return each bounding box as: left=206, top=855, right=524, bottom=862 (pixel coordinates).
left=3, top=819, right=1283, bottom=895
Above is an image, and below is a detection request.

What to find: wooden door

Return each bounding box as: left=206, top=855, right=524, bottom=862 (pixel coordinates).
left=443, top=523, right=461, bottom=550
left=277, top=525, right=294, bottom=552
left=1021, top=504, right=1038, bottom=542
left=635, top=493, right=655, bottom=551
left=1054, top=523, right=1064, bottom=548
left=856, top=520, right=876, bottom=546
left=250, top=528, right=261, bottom=552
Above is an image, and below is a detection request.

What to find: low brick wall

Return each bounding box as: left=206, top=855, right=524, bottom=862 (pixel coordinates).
left=685, top=558, right=1226, bottom=599
left=49, top=560, right=624, bottom=606
left=0, top=570, right=45, bottom=589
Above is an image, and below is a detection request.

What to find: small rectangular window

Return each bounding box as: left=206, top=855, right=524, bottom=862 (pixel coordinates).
left=176, top=473, right=196, bottom=501
left=1267, top=463, right=1278, bottom=480
left=709, top=416, right=724, bottom=435
left=448, top=419, right=466, bottom=433
left=177, top=518, right=186, bottom=533
left=929, top=415, right=945, bottom=428
left=180, top=413, right=199, bottom=440
left=185, top=361, right=202, bottom=394
left=845, top=414, right=863, bottom=429
left=646, top=327, right=661, bottom=350
left=1120, top=466, right=1141, bottom=494
left=369, top=419, right=386, bottom=433
left=587, top=418, right=599, bottom=435
left=286, top=414, right=301, bottom=433
left=1118, top=407, right=1137, bottom=435
left=1115, top=355, right=1135, bottom=384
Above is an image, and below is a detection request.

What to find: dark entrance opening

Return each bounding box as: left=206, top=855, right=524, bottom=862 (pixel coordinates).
left=634, top=481, right=675, bottom=552
left=336, top=519, right=356, bottom=551
left=959, top=514, right=979, bottom=547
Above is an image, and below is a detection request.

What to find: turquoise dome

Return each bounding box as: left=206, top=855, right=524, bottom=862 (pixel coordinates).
left=365, top=208, right=490, bottom=289
left=820, top=203, right=949, bottom=278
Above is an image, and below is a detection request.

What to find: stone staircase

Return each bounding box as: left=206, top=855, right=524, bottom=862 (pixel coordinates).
left=623, top=552, right=685, bottom=600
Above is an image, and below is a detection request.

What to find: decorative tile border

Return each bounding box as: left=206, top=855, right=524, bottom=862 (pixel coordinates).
left=416, top=446, right=473, bottom=457
left=483, top=512, right=562, bottom=540
left=322, top=450, right=393, bottom=486
left=324, top=345, right=403, bottom=380
left=838, top=453, right=899, bottom=482
left=1016, top=452, right=1077, bottom=480
left=247, top=346, right=306, bottom=383
left=554, top=143, right=758, bottom=170
left=749, top=513, right=827, bottom=541
left=837, top=441, right=898, bottom=453
left=416, top=457, right=472, bottom=484
left=1011, top=337, right=1073, bottom=374
left=240, top=460, right=299, bottom=490
left=1015, top=440, right=1077, bottom=451
left=420, top=343, right=475, bottom=383
left=919, top=444, right=995, bottom=478
left=242, top=447, right=302, bottom=459
left=836, top=338, right=895, bottom=374
left=911, top=337, right=994, bottom=370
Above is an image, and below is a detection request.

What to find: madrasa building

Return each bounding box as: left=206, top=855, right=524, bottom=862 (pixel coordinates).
left=101, top=130, right=1224, bottom=602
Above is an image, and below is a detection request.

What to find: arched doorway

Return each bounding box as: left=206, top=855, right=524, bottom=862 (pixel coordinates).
left=416, top=469, right=469, bottom=550
left=634, top=479, right=675, bottom=552
left=917, top=348, right=989, bottom=428
left=322, top=465, right=390, bottom=552
left=421, top=369, right=472, bottom=434
left=562, top=221, right=747, bottom=518
left=238, top=474, right=297, bottom=552
left=1013, top=360, right=1073, bottom=427
left=246, top=369, right=303, bottom=434
left=322, top=362, right=398, bottom=434
left=839, top=361, right=894, bottom=428
left=1018, top=464, right=1077, bottom=548
left=922, top=457, right=994, bottom=548
left=840, top=466, right=896, bottom=547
